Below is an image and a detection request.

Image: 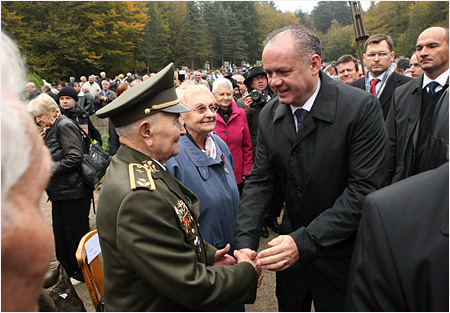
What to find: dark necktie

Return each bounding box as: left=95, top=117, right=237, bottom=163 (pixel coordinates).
left=370, top=78, right=380, bottom=95
left=427, top=81, right=439, bottom=94
left=294, top=108, right=308, bottom=131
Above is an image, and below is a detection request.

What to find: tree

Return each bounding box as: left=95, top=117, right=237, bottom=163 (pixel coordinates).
left=311, top=1, right=352, bottom=33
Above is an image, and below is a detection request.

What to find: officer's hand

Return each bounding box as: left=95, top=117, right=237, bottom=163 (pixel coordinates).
left=234, top=249, right=262, bottom=279
left=257, top=235, right=299, bottom=271
left=243, top=95, right=253, bottom=112
left=213, top=244, right=237, bottom=267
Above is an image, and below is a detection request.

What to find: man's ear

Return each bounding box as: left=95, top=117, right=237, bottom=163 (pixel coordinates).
left=139, top=120, right=153, bottom=145
left=310, top=54, right=322, bottom=76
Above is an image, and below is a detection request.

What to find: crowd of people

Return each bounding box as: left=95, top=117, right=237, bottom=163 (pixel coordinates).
left=2, top=22, right=448, bottom=312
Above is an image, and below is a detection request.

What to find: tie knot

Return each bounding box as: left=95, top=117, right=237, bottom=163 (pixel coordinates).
left=370, top=79, right=380, bottom=87
left=427, top=81, right=439, bottom=94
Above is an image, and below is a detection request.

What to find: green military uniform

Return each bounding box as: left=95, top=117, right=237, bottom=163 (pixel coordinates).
left=95, top=63, right=258, bottom=311
left=97, top=145, right=257, bottom=311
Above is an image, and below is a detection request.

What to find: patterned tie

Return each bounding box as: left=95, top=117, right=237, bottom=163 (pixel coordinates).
left=294, top=108, right=308, bottom=132
left=370, top=78, right=380, bottom=95
left=427, top=81, right=439, bottom=94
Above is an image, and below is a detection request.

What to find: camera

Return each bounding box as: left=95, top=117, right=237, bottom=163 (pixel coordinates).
left=250, top=89, right=266, bottom=107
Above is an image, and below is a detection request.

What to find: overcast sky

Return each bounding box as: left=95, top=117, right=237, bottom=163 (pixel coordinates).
left=273, top=1, right=375, bottom=13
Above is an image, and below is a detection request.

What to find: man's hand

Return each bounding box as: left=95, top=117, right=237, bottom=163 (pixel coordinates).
left=243, top=95, right=253, bottom=112
left=257, top=235, right=299, bottom=271
left=234, top=249, right=263, bottom=286
left=213, top=244, right=237, bottom=267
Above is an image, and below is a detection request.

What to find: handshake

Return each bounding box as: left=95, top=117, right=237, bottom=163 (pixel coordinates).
left=213, top=235, right=300, bottom=288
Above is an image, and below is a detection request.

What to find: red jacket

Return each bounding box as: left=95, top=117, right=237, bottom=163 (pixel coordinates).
left=215, top=101, right=253, bottom=184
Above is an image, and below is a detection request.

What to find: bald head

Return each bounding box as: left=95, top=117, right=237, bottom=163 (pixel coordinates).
left=416, top=26, right=449, bottom=79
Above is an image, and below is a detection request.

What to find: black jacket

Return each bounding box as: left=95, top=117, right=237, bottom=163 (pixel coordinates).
left=347, top=163, right=448, bottom=311
left=61, top=103, right=102, bottom=145
left=350, top=71, right=412, bottom=119
left=45, top=115, right=92, bottom=201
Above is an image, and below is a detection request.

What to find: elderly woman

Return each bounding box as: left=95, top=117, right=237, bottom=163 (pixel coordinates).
left=27, top=93, right=91, bottom=286
left=166, top=85, right=244, bottom=311
left=212, top=78, right=253, bottom=194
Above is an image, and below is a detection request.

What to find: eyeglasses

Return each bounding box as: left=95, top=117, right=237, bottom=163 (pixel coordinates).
left=365, top=52, right=391, bottom=59
left=192, top=104, right=218, bottom=114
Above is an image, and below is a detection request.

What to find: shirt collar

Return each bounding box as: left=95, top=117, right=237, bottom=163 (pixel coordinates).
left=290, top=77, right=321, bottom=114
left=368, top=70, right=387, bottom=82
left=422, top=69, right=449, bottom=89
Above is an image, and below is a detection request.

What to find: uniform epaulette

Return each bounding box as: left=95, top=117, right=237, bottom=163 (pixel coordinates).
left=128, top=161, right=158, bottom=190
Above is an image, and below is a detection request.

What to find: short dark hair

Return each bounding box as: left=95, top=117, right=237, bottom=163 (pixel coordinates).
left=396, top=58, right=411, bottom=71
left=263, top=24, right=322, bottom=64
left=364, top=34, right=394, bottom=52
left=336, top=54, right=358, bottom=72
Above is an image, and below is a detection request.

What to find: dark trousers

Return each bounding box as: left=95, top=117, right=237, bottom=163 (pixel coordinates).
left=52, top=194, right=91, bottom=278
left=276, top=255, right=351, bottom=311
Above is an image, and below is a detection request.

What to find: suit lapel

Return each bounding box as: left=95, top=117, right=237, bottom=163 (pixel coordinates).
left=405, top=76, right=424, bottom=149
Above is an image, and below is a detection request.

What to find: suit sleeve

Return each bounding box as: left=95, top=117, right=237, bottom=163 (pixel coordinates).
left=385, top=91, right=398, bottom=185
left=291, top=95, right=389, bottom=263
left=234, top=118, right=277, bottom=251
left=346, top=194, right=405, bottom=311
left=116, top=190, right=257, bottom=310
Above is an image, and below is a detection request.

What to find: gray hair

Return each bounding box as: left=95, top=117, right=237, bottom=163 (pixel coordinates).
left=115, top=113, right=161, bottom=138
left=263, top=24, right=322, bottom=64
left=27, top=93, right=59, bottom=115
left=212, top=78, right=233, bottom=95
left=81, top=84, right=90, bottom=92
left=1, top=32, right=32, bottom=227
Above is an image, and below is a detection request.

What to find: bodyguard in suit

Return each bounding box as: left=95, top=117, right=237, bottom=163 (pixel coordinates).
left=347, top=163, right=449, bottom=311
left=95, top=63, right=260, bottom=311
left=386, top=26, right=449, bottom=184
left=350, top=34, right=412, bottom=119
left=234, top=25, right=388, bottom=311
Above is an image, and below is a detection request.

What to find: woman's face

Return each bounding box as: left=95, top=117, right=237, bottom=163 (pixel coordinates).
left=215, top=85, right=233, bottom=109
left=182, top=92, right=217, bottom=137
left=32, top=109, right=55, bottom=128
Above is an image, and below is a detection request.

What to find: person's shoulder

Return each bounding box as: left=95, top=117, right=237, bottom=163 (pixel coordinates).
left=349, top=77, right=365, bottom=88
left=390, top=71, right=413, bottom=85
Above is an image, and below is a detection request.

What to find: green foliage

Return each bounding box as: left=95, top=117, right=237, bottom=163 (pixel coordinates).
left=2, top=0, right=448, bottom=80
left=102, top=132, right=110, bottom=153
left=27, top=72, right=44, bottom=90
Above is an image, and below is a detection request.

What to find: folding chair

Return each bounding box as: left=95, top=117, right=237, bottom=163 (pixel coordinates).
left=75, top=230, right=103, bottom=310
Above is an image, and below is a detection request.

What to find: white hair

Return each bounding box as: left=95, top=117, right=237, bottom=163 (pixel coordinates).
left=212, top=78, right=233, bottom=95
left=115, top=114, right=161, bottom=138
left=1, top=32, right=33, bottom=227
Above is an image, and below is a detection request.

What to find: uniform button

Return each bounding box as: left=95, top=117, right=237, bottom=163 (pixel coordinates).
left=296, top=187, right=302, bottom=194
left=224, top=132, right=228, bottom=135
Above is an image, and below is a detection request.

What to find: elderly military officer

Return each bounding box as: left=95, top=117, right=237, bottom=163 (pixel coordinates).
left=234, top=25, right=388, bottom=311
left=96, top=63, right=260, bottom=312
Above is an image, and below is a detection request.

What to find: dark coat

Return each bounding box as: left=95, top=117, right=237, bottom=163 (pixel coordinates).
left=45, top=115, right=92, bottom=201
left=61, top=103, right=102, bottom=146
left=28, top=88, right=41, bottom=100
left=234, top=72, right=388, bottom=310
left=94, top=89, right=116, bottom=112
left=350, top=71, right=413, bottom=119
left=386, top=75, right=449, bottom=184
left=347, top=163, right=449, bottom=311
left=237, top=87, right=275, bottom=156
left=96, top=145, right=257, bottom=311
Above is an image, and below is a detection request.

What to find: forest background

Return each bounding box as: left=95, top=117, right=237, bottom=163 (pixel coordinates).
left=1, top=1, right=448, bottom=83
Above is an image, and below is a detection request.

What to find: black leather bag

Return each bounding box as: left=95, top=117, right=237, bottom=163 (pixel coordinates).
left=78, top=127, right=111, bottom=188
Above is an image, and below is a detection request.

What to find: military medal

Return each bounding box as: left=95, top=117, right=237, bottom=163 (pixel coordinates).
left=174, top=200, right=196, bottom=236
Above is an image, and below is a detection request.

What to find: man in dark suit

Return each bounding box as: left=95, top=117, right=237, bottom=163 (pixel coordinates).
left=95, top=63, right=261, bottom=311
left=350, top=34, right=412, bottom=119
left=234, top=24, right=388, bottom=311
left=386, top=26, right=449, bottom=184
left=347, top=163, right=449, bottom=311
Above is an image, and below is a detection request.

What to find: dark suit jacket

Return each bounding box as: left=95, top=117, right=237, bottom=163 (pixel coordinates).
left=347, top=163, right=449, bottom=311
left=386, top=74, right=449, bottom=184
left=350, top=71, right=412, bottom=119
left=97, top=145, right=257, bottom=311
left=94, top=89, right=116, bottom=112
left=234, top=72, right=388, bottom=310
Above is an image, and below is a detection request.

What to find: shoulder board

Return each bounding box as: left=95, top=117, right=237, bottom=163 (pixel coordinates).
left=129, top=163, right=156, bottom=190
